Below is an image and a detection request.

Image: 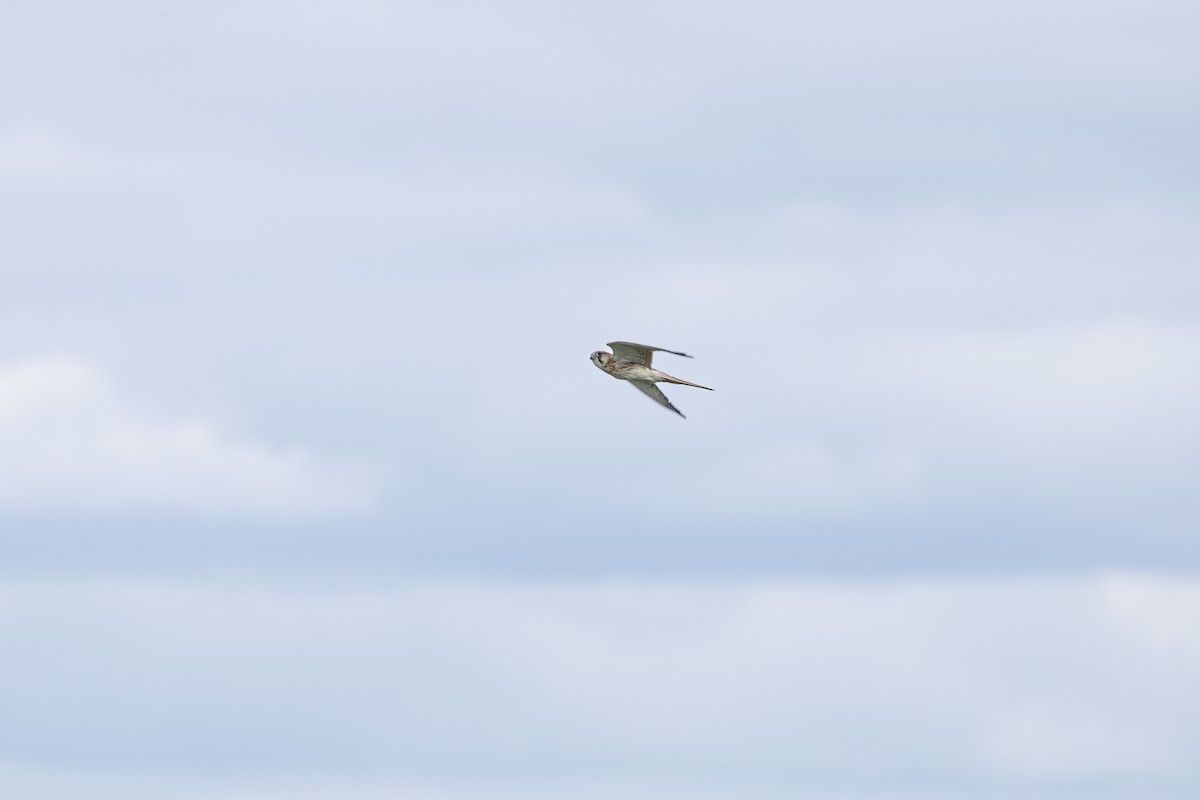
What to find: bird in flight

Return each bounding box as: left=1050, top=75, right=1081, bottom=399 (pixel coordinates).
left=590, top=341, right=713, bottom=418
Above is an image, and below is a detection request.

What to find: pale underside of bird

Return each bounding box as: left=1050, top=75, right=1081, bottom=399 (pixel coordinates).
left=589, top=341, right=713, bottom=418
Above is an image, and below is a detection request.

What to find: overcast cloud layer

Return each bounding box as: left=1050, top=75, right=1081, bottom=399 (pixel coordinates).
left=2, top=0, right=1198, bottom=796
left=3, top=573, right=1199, bottom=799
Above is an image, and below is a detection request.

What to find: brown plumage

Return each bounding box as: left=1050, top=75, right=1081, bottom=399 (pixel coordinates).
left=589, top=341, right=713, bottom=418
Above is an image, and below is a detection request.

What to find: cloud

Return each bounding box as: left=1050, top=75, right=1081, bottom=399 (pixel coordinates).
left=618, top=442, right=924, bottom=519
left=0, top=356, right=375, bottom=516
left=0, top=766, right=995, bottom=800
left=1, top=0, right=1197, bottom=572
left=0, top=573, right=1196, bottom=796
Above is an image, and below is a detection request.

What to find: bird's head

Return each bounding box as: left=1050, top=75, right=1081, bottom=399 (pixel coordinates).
left=590, top=350, right=611, bottom=368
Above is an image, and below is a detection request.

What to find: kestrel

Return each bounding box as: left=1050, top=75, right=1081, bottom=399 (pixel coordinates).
left=590, top=341, right=713, bottom=418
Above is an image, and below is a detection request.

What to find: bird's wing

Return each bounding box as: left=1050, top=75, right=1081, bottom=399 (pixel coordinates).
left=607, top=341, right=692, bottom=366
left=628, top=380, right=685, bottom=418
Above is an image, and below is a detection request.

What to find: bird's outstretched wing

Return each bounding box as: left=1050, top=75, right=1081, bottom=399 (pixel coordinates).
left=629, top=379, right=685, bottom=418
left=607, top=341, right=692, bottom=366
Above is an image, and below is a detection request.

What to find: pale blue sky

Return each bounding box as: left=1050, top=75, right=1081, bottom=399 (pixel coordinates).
left=2, top=1, right=1198, bottom=797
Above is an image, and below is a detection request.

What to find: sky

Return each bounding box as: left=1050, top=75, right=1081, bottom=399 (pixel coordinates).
left=1, top=1, right=1198, bottom=797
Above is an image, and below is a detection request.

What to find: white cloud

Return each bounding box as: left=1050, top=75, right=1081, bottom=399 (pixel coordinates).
left=0, top=573, right=1196, bottom=797
left=625, top=442, right=924, bottom=518
left=556, top=216, right=1199, bottom=520
left=0, top=356, right=375, bottom=515
left=2, top=0, right=1197, bottom=558
left=0, top=765, right=1009, bottom=800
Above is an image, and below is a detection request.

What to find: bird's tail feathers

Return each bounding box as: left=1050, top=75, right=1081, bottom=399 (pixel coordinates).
left=659, top=373, right=714, bottom=391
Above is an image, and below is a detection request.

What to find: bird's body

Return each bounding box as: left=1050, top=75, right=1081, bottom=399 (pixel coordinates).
left=590, top=341, right=713, bottom=418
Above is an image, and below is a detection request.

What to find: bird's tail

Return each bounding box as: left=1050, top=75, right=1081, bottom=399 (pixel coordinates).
left=658, top=372, right=713, bottom=391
